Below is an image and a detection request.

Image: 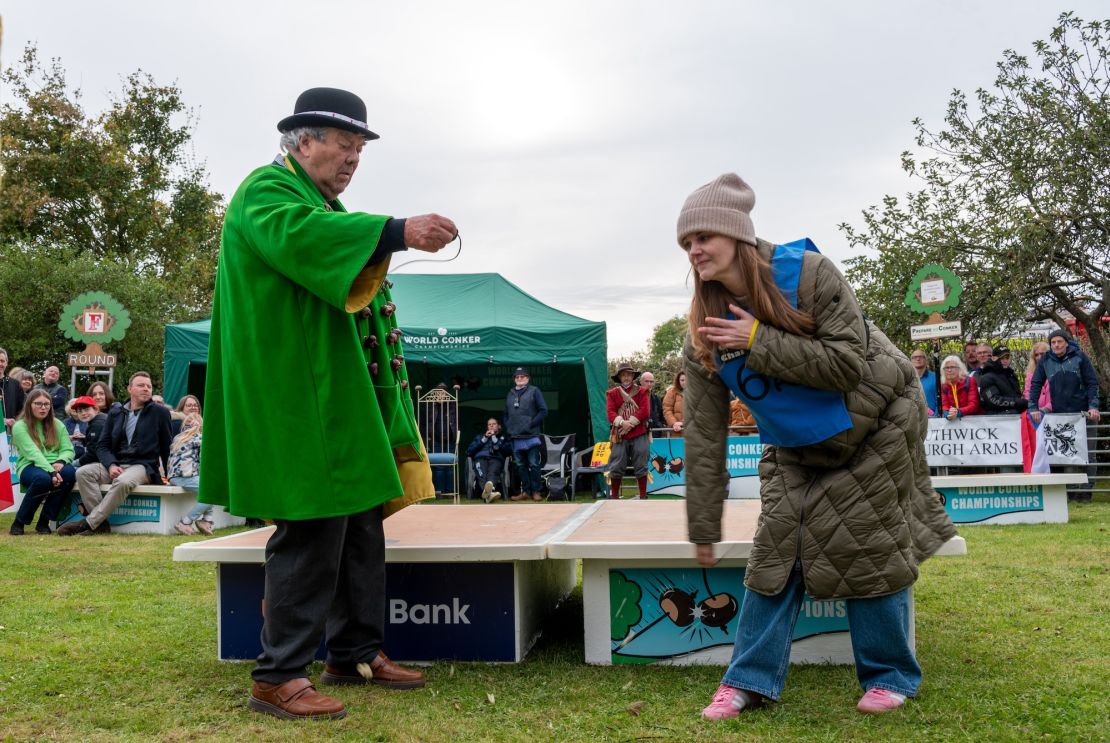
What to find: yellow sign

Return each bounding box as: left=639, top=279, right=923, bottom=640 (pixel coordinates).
left=590, top=442, right=612, bottom=467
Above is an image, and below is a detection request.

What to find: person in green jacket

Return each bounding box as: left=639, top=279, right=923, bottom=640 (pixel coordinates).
left=201, top=87, right=457, bottom=722
left=10, top=389, right=76, bottom=535
left=678, top=174, right=956, bottom=720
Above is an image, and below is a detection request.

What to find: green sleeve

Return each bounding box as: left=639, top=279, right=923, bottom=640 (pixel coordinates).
left=237, top=172, right=391, bottom=312
left=55, top=419, right=75, bottom=464
left=11, top=421, right=53, bottom=472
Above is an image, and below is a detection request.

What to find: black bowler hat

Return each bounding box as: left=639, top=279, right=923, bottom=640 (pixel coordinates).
left=277, top=87, right=380, bottom=140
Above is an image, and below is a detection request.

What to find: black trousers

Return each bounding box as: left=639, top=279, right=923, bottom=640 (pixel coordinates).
left=252, top=506, right=385, bottom=684
left=473, top=457, right=504, bottom=495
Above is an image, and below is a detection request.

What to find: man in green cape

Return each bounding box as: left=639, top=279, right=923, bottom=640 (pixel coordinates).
left=200, top=87, right=457, bottom=721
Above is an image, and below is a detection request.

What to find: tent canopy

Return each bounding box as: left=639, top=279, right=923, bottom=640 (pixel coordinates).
left=163, top=273, right=609, bottom=445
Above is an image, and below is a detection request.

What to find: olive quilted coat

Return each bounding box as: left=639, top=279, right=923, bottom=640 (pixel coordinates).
left=684, top=240, right=956, bottom=600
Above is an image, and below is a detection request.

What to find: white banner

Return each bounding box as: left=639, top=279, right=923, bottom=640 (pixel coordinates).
left=925, top=416, right=1022, bottom=466
left=1037, top=413, right=1089, bottom=466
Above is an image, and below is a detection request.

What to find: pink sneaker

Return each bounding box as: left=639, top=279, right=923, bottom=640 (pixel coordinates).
left=857, top=688, right=906, bottom=714
left=701, top=684, right=759, bottom=720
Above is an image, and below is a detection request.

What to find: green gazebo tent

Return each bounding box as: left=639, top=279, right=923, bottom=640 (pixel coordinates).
left=163, top=273, right=609, bottom=446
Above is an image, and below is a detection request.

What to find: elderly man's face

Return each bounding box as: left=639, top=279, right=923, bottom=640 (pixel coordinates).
left=640, top=373, right=655, bottom=390
left=977, top=345, right=992, bottom=364
left=618, top=371, right=634, bottom=386
left=297, top=128, right=365, bottom=200
left=44, top=366, right=60, bottom=384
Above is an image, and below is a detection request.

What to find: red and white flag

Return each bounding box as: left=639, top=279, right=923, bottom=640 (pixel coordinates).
left=0, top=399, right=14, bottom=511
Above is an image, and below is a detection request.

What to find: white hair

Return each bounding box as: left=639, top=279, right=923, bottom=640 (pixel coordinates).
left=941, top=355, right=968, bottom=379
left=279, top=126, right=328, bottom=154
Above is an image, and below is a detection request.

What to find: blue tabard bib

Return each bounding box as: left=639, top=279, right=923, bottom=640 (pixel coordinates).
left=716, top=238, right=854, bottom=448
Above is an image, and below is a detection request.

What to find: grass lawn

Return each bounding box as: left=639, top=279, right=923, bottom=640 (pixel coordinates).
left=1, top=499, right=1107, bottom=743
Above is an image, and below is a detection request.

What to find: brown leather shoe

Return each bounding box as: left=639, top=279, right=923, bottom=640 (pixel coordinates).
left=56, top=518, right=92, bottom=536
left=320, top=652, right=425, bottom=689
left=79, top=520, right=111, bottom=536
left=248, top=678, right=347, bottom=720
left=509, top=493, right=528, bottom=501
left=532, top=492, right=544, bottom=501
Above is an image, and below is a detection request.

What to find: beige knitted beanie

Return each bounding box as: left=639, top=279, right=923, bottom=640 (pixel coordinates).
left=676, top=173, right=757, bottom=247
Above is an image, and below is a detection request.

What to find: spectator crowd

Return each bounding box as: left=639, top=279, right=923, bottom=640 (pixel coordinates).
left=4, top=326, right=1101, bottom=525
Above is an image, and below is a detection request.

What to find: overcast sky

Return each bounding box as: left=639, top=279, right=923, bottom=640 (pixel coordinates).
left=3, top=1, right=1104, bottom=357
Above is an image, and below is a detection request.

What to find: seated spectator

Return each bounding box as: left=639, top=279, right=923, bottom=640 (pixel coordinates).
left=466, top=417, right=511, bottom=503
left=729, top=395, right=756, bottom=430
left=1024, top=341, right=1052, bottom=412
left=171, top=394, right=202, bottom=437
left=86, top=381, right=121, bottom=415
left=18, top=370, right=35, bottom=394
left=640, top=371, right=665, bottom=434
left=63, top=395, right=101, bottom=460
left=60, top=371, right=172, bottom=536
left=0, top=347, right=27, bottom=431
left=172, top=413, right=214, bottom=535
left=9, top=390, right=76, bottom=535
left=33, top=365, right=68, bottom=419
left=939, top=355, right=981, bottom=420
left=70, top=396, right=109, bottom=469
left=969, top=343, right=993, bottom=377
left=977, top=345, right=1028, bottom=415
left=910, top=349, right=939, bottom=415
left=662, top=371, right=686, bottom=436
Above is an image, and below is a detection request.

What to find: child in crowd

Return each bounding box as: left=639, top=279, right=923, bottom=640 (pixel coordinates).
left=10, top=390, right=76, bottom=534
left=170, top=413, right=213, bottom=535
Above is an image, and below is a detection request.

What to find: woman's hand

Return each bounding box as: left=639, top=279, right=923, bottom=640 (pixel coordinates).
left=947, top=408, right=958, bottom=421
left=697, top=305, right=757, bottom=350
left=695, top=543, right=718, bottom=567
left=52, top=462, right=64, bottom=472
left=672, top=421, right=683, bottom=432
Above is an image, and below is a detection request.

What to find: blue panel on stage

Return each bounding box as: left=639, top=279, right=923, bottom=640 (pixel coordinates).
left=217, top=561, right=517, bottom=662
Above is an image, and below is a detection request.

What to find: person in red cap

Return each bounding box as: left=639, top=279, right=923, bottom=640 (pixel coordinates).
left=63, top=396, right=107, bottom=465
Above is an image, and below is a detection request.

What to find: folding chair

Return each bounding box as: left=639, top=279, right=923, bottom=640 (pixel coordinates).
left=539, top=433, right=575, bottom=500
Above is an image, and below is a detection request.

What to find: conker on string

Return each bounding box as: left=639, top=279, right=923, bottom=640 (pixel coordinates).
left=380, top=302, right=396, bottom=317
left=697, top=592, right=738, bottom=629
left=659, top=588, right=695, bottom=627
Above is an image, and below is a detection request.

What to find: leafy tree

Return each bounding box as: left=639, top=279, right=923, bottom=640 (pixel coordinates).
left=841, top=13, right=1110, bottom=393
left=0, top=45, right=223, bottom=392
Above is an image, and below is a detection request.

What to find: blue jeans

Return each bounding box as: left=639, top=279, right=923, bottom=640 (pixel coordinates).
left=723, top=563, right=921, bottom=700
left=17, top=464, right=76, bottom=526
left=512, top=445, right=542, bottom=494
left=171, top=475, right=211, bottom=523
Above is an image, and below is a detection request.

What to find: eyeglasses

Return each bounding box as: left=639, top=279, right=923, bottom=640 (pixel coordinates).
left=31, top=401, right=52, bottom=408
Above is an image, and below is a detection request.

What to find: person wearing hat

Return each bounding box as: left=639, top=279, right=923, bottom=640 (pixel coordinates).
left=676, top=173, right=955, bottom=719
left=975, top=345, right=1028, bottom=415
left=606, top=363, right=651, bottom=498
left=504, top=368, right=548, bottom=501
left=200, top=87, right=458, bottom=721
left=62, top=395, right=105, bottom=463
left=1029, top=329, right=1100, bottom=501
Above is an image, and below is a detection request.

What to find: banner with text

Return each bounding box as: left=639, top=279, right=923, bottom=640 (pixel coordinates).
left=925, top=416, right=1022, bottom=466
left=648, top=435, right=763, bottom=494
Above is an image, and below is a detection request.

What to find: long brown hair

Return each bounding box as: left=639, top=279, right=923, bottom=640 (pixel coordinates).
left=19, top=389, right=60, bottom=451
left=87, top=381, right=115, bottom=412
left=689, top=239, right=817, bottom=370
